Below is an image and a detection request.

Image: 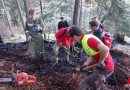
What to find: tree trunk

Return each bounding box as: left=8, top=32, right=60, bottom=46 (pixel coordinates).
left=72, top=0, right=82, bottom=53
left=12, top=12, right=18, bottom=26
left=0, top=35, right=3, bottom=43
left=15, top=0, right=25, bottom=28
left=1, top=0, right=13, bottom=36
left=73, top=0, right=82, bottom=26
left=15, top=0, right=27, bottom=41
left=39, top=0, right=43, bottom=15
left=23, top=0, right=30, bottom=19
left=79, top=0, right=82, bottom=27
left=114, top=33, right=125, bottom=42
left=10, top=1, right=19, bottom=26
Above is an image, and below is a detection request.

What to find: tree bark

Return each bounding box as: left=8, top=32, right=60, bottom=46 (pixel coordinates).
left=15, top=0, right=25, bottom=28
left=1, top=0, right=13, bottom=36
left=15, top=0, right=27, bottom=41
left=73, top=0, right=82, bottom=26
left=79, top=0, right=82, bottom=27
left=23, top=0, right=30, bottom=19
left=39, top=0, right=43, bottom=15
left=0, top=35, right=3, bottom=43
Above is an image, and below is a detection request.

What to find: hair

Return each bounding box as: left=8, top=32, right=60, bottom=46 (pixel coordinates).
left=92, top=16, right=96, bottom=20
left=60, top=17, right=64, bottom=19
left=89, top=21, right=98, bottom=27
left=69, top=26, right=83, bottom=37
left=29, top=9, right=35, bottom=15
left=100, top=20, right=104, bottom=23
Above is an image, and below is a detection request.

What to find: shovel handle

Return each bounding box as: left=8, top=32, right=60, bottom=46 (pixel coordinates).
left=82, top=64, right=97, bottom=71
left=62, top=46, right=70, bottom=54
left=75, top=64, right=98, bottom=72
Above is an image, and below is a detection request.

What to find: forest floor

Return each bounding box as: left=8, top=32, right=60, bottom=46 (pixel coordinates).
left=0, top=23, right=130, bottom=90
left=0, top=40, right=130, bottom=90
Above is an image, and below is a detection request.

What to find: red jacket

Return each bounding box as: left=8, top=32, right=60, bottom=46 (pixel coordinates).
left=55, top=28, right=74, bottom=47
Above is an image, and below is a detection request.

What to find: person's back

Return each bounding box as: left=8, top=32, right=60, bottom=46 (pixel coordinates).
left=55, top=28, right=74, bottom=47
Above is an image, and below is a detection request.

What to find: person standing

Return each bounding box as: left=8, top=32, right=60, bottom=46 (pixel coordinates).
left=25, top=9, right=45, bottom=61
left=58, top=17, right=69, bottom=30
left=69, top=26, right=114, bottom=90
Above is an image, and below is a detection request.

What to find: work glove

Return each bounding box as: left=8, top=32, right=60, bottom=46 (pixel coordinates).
left=27, top=36, right=32, bottom=42
left=97, top=62, right=106, bottom=69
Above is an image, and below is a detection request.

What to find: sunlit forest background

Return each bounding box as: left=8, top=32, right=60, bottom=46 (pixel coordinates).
left=0, top=0, right=130, bottom=42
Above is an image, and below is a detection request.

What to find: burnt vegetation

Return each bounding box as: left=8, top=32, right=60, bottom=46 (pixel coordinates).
left=0, top=40, right=130, bottom=90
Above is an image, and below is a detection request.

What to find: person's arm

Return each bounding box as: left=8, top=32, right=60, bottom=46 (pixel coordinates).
left=24, top=20, right=32, bottom=42
left=38, top=19, right=44, bottom=33
left=87, top=37, right=107, bottom=69
left=69, top=37, right=74, bottom=46
left=58, top=21, right=61, bottom=30
left=84, top=56, right=94, bottom=66
left=24, top=21, right=30, bottom=37
left=65, top=21, right=69, bottom=27
left=40, top=19, right=44, bottom=31
left=97, top=43, right=109, bottom=63
left=39, top=19, right=46, bottom=39
left=78, top=56, right=94, bottom=71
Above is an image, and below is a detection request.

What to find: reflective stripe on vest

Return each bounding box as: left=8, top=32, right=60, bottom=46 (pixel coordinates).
left=81, top=35, right=102, bottom=56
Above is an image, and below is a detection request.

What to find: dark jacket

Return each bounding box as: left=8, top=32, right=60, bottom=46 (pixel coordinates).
left=58, top=20, right=69, bottom=30
left=24, top=18, right=44, bottom=38
left=93, top=28, right=103, bottom=41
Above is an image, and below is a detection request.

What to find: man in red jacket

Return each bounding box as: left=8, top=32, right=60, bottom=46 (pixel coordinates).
left=53, top=28, right=74, bottom=64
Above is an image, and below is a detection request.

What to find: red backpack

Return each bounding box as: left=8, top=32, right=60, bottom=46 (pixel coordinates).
left=102, top=32, right=112, bottom=49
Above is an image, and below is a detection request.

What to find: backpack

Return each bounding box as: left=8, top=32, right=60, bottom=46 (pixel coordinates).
left=102, top=32, right=112, bottom=49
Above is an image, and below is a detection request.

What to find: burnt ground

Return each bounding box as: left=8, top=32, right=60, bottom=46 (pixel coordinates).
left=0, top=40, right=130, bottom=90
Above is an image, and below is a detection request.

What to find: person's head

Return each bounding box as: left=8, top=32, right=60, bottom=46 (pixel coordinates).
left=89, top=21, right=99, bottom=31
left=29, top=9, right=36, bottom=19
left=60, top=17, right=64, bottom=21
left=69, top=26, right=83, bottom=43
left=92, top=16, right=97, bottom=21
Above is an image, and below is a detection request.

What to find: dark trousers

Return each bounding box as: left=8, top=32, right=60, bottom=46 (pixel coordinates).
left=79, top=68, right=113, bottom=90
